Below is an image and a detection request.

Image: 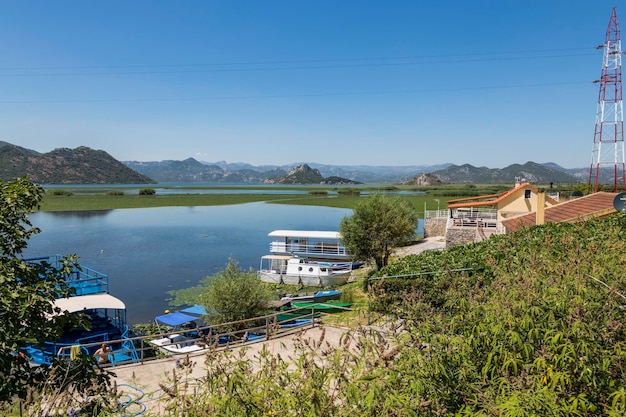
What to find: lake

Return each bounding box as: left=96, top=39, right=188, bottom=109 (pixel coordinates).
left=23, top=203, right=423, bottom=324
left=42, top=183, right=426, bottom=195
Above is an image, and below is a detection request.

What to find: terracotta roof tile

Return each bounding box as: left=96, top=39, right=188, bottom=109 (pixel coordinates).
left=447, top=183, right=529, bottom=209
left=447, top=183, right=557, bottom=209
left=502, top=192, right=619, bottom=232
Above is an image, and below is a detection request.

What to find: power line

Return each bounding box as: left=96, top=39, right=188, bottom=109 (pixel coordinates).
left=0, top=80, right=593, bottom=105
left=0, top=50, right=598, bottom=77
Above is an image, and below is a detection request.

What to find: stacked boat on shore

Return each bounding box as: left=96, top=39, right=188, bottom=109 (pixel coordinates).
left=258, top=230, right=361, bottom=287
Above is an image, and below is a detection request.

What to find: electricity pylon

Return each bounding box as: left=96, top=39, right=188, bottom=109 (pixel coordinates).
left=589, top=7, right=626, bottom=193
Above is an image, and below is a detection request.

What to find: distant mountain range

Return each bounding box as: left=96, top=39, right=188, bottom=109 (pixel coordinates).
left=125, top=158, right=593, bottom=185
left=429, top=161, right=584, bottom=184
left=0, top=141, right=610, bottom=185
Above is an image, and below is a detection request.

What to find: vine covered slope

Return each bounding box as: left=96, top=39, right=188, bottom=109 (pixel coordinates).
left=369, top=213, right=626, bottom=415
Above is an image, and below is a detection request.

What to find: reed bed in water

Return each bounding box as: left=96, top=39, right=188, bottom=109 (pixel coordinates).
left=39, top=193, right=291, bottom=211
left=41, top=193, right=439, bottom=212
left=40, top=187, right=443, bottom=212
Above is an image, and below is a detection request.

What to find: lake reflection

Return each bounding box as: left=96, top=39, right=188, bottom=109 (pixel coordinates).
left=23, top=203, right=354, bottom=324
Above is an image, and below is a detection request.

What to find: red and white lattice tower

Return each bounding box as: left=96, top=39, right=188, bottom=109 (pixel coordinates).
left=589, top=7, right=626, bottom=193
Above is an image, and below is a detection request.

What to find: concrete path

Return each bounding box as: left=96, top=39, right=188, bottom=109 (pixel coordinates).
left=394, top=236, right=446, bottom=256
left=112, top=324, right=350, bottom=414
left=113, top=325, right=347, bottom=391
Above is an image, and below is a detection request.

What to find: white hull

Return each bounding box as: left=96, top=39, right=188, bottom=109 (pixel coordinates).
left=259, top=255, right=352, bottom=287
left=148, top=335, right=209, bottom=355
left=259, top=270, right=350, bottom=287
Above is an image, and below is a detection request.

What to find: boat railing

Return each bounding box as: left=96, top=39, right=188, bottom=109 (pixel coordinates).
left=56, top=336, right=141, bottom=367
left=75, top=331, right=111, bottom=345
left=25, top=255, right=109, bottom=295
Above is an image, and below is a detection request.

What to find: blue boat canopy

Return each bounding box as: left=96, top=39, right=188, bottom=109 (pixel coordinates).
left=155, top=312, right=198, bottom=327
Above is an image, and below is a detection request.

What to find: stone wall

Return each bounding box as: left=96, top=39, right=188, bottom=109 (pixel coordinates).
left=424, top=217, right=446, bottom=238
left=445, top=227, right=478, bottom=248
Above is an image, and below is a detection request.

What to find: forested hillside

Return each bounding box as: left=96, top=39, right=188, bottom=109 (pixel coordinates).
left=0, top=142, right=154, bottom=184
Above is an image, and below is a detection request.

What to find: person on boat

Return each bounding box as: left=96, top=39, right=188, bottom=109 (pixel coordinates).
left=94, top=343, right=112, bottom=364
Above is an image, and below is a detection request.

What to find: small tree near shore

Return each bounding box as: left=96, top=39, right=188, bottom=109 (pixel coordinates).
left=197, top=258, right=272, bottom=329
left=340, top=194, right=417, bottom=270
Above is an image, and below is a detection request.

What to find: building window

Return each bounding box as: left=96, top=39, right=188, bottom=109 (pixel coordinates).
left=524, top=189, right=531, bottom=199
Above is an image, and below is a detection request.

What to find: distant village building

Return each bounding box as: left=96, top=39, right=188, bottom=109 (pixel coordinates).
left=424, top=182, right=619, bottom=248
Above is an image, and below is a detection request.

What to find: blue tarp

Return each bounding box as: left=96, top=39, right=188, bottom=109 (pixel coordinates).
left=155, top=312, right=198, bottom=327
left=180, top=305, right=207, bottom=316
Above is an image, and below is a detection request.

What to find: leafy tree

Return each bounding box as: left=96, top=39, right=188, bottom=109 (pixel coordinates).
left=196, top=258, right=273, bottom=329
left=339, top=194, right=418, bottom=270
left=0, top=177, right=114, bottom=411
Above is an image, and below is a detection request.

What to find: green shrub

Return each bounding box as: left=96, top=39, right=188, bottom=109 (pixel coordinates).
left=47, top=189, right=74, bottom=196
left=107, top=191, right=124, bottom=196
left=337, top=189, right=360, bottom=196
left=138, top=188, right=155, bottom=196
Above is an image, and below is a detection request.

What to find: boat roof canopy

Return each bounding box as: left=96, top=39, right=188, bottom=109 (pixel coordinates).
left=268, top=230, right=341, bottom=239
left=52, top=293, right=126, bottom=314
left=155, top=311, right=199, bottom=327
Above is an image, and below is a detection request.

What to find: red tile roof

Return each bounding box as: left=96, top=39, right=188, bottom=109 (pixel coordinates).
left=447, top=183, right=557, bottom=209
left=501, top=192, right=619, bottom=232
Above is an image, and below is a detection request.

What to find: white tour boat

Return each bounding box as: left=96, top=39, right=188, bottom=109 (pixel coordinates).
left=258, top=255, right=352, bottom=287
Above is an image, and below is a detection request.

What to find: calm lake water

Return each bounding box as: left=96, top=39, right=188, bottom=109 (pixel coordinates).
left=23, top=203, right=351, bottom=324
left=23, top=203, right=424, bottom=324
left=43, top=183, right=426, bottom=196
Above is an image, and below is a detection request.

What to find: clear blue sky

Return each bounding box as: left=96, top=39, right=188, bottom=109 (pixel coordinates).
left=0, top=1, right=621, bottom=168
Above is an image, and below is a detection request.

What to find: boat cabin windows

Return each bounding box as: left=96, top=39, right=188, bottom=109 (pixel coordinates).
left=267, top=230, right=352, bottom=260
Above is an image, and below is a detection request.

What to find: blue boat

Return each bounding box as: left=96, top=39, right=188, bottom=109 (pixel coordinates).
left=24, top=255, right=138, bottom=367
left=148, top=310, right=234, bottom=355
left=280, top=289, right=343, bottom=303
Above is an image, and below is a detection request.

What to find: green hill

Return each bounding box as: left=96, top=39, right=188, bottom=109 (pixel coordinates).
left=432, top=161, right=579, bottom=184
left=0, top=142, right=155, bottom=184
